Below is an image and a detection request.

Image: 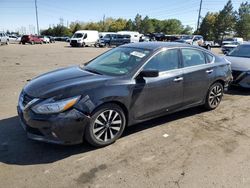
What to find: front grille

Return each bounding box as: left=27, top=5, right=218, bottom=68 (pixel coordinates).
left=22, top=94, right=34, bottom=107
left=232, top=70, right=243, bottom=80
left=71, top=40, right=77, bottom=45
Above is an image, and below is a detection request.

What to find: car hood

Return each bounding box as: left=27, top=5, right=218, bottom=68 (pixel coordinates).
left=225, top=56, right=250, bottom=71
left=24, top=66, right=112, bottom=98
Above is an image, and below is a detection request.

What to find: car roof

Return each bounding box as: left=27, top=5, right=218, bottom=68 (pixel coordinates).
left=121, top=42, right=204, bottom=51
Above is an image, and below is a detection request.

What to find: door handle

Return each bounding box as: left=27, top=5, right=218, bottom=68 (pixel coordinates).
left=206, top=69, right=214, bottom=74
left=173, top=77, right=183, bottom=82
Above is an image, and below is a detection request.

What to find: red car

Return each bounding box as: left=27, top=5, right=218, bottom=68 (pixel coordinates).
left=21, top=35, right=43, bottom=45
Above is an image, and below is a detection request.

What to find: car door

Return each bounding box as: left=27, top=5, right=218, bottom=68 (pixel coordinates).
left=181, top=48, right=212, bottom=106
left=132, top=48, right=183, bottom=120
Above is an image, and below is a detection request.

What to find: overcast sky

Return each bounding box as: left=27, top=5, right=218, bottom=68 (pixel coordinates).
left=0, top=0, right=243, bottom=33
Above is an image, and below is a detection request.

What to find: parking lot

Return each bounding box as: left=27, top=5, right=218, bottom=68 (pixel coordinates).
left=1, top=42, right=250, bottom=188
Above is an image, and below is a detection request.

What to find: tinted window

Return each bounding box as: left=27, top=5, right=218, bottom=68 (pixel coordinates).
left=144, top=49, right=179, bottom=72
left=182, top=49, right=206, bottom=67
left=206, top=53, right=214, bottom=63
left=228, top=45, right=250, bottom=58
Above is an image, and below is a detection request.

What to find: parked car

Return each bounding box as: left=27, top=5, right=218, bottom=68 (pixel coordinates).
left=97, top=32, right=116, bottom=47
left=98, top=34, right=131, bottom=47
left=48, top=36, right=55, bottom=43
left=222, top=37, right=243, bottom=46
left=17, top=42, right=232, bottom=147
left=0, top=32, right=9, bottom=45
left=178, top=35, right=212, bottom=50
left=8, top=35, right=20, bottom=43
left=139, top=35, right=150, bottom=42
left=39, top=36, right=50, bottom=43
left=225, top=43, right=250, bottom=88
left=21, top=35, right=43, bottom=45
left=117, top=31, right=141, bottom=43
left=70, top=30, right=99, bottom=47
left=221, top=42, right=240, bottom=55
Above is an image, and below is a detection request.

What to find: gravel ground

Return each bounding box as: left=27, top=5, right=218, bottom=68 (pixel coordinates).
left=0, top=42, right=250, bottom=188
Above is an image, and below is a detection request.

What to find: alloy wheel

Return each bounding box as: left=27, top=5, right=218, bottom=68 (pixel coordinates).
left=208, top=85, right=223, bottom=108
left=93, top=110, right=122, bottom=142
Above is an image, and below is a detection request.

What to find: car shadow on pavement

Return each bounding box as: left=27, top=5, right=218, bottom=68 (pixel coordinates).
left=0, top=107, right=205, bottom=166
left=226, top=86, right=250, bottom=96
left=0, top=116, right=94, bottom=165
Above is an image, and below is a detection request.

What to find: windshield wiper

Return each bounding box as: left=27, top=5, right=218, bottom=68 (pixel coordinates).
left=84, top=68, right=103, bottom=75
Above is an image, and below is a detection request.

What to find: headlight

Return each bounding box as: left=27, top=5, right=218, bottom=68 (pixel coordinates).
left=32, top=96, right=80, bottom=114
left=77, top=39, right=81, bottom=42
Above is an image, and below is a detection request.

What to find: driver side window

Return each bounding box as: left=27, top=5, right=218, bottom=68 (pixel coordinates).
left=143, top=49, right=179, bottom=72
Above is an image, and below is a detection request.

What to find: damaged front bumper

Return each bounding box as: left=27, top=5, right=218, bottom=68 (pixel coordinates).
left=17, top=106, right=91, bottom=145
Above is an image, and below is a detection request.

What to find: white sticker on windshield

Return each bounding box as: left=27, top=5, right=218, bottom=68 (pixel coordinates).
left=130, top=51, right=146, bottom=58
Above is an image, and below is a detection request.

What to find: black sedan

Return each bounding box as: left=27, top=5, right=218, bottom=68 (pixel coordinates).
left=17, top=42, right=232, bottom=147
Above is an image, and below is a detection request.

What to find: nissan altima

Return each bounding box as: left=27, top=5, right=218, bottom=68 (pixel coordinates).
left=17, top=42, right=232, bottom=147
left=225, top=43, right=250, bottom=88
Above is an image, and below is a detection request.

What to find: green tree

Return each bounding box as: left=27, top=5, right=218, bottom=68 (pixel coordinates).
left=141, top=16, right=154, bottom=34
left=181, top=25, right=193, bottom=35
left=214, top=0, right=236, bottom=40
left=199, top=12, right=218, bottom=40
left=109, top=18, right=127, bottom=32
left=235, top=2, right=250, bottom=40
left=70, top=22, right=83, bottom=33
left=134, top=14, right=143, bottom=32
left=125, top=19, right=134, bottom=31
left=162, top=19, right=183, bottom=34
left=41, top=25, right=72, bottom=36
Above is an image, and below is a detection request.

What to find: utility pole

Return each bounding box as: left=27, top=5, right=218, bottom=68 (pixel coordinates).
left=103, top=14, right=105, bottom=31
left=35, top=0, right=39, bottom=35
left=197, top=0, right=203, bottom=31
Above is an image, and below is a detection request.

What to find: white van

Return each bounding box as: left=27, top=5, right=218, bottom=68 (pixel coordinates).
left=222, top=37, right=244, bottom=46
left=70, top=30, right=99, bottom=47
left=117, top=31, right=141, bottom=43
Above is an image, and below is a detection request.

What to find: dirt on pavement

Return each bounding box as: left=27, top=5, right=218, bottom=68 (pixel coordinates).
left=0, top=43, right=250, bottom=188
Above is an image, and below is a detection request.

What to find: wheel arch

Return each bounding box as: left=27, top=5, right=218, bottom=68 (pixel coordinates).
left=211, top=79, right=225, bottom=87
left=91, top=101, right=129, bottom=125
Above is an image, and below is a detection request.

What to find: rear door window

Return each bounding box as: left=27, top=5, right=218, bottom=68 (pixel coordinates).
left=181, top=49, right=206, bottom=67
left=144, top=49, right=180, bottom=72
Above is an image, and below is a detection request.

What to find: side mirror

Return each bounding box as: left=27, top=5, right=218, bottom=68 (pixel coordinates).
left=139, top=70, right=159, bottom=78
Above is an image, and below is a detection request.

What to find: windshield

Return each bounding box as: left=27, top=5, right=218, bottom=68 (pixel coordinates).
left=72, top=33, right=83, bottom=38
left=84, top=47, right=151, bottom=76
left=228, top=45, right=250, bottom=58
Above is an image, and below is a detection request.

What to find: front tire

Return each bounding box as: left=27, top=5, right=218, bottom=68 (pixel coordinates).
left=85, top=103, right=126, bottom=147
left=204, top=82, right=224, bottom=110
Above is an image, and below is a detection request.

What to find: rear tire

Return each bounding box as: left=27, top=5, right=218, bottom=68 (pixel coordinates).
left=85, top=103, right=126, bottom=147
left=6, top=40, right=9, bottom=45
left=204, top=82, right=224, bottom=110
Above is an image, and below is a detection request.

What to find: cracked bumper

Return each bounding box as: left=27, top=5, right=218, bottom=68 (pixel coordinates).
left=17, top=106, right=91, bottom=145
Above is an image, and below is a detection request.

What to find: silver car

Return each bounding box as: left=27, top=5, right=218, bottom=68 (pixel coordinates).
left=0, top=32, right=9, bottom=45
left=225, top=44, right=250, bottom=88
